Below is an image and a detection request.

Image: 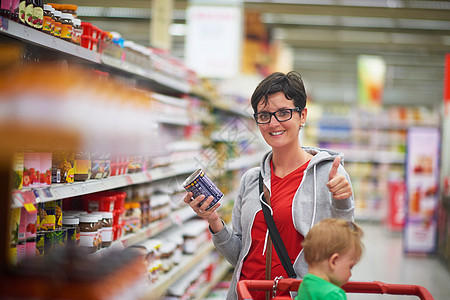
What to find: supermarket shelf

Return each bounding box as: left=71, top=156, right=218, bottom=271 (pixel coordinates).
left=101, top=55, right=191, bottom=95
left=10, top=149, right=264, bottom=208
left=194, top=259, right=232, bottom=300
left=94, top=206, right=196, bottom=256
left=0, top=18, right=191, bottom=96
left=0, top=17, right=100, bottom=63
left=227, top=151, right=265, bottom=171
left=145, top=242, right=216, bottom=300
left=11, top=162, right=199, bottom=208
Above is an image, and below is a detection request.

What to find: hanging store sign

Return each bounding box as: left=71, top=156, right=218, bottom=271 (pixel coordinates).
left=444, top=53, right=450, bottom=116
left=357, top=55, right=386, bottom=108
left=184, top=5, right=242, bottom=78
left=404, top=127, right=440, bottom=254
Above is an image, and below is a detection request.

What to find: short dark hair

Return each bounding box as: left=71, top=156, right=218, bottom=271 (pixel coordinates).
left=250, top=71, right=307, bottom=113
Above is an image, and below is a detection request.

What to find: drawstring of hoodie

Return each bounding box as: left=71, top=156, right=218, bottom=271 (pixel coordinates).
left=311, top=164, right=317, bottom=228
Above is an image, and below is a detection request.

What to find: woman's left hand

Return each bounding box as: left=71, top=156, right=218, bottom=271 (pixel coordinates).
left=327, top=156, right=353, bottom=199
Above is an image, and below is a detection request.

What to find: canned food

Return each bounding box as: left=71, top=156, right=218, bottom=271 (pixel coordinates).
left=182, top=169, right=223, bottom=211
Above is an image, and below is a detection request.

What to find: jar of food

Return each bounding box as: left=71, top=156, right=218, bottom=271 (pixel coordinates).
left=32, top=0, right=43, bottom=30
left=88, top=213, right=103, bottom=250
left=78, top=215, right=99, bottom=253
left=52, top=10, right=62, bottom=37
left=100, top=212, right=113, bottom=247
left=60, top=4, right=77, bottom=17
left=60, top=12, right=73, bottom=42
left=71, top=18, right=82, bottom=45
left=62, top=216, right=80, bottom=247
left=74, top=152, right=91, bottom=181
left=42, top=4, right=53, bottom=34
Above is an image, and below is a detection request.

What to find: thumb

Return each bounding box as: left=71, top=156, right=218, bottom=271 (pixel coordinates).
left=329, top=156, right=341, bottom=180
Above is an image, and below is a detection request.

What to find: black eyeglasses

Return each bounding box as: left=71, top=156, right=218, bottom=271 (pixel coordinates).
left=253, top=107, right=301, bottom=124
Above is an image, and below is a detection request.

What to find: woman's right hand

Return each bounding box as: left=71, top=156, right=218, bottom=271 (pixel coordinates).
left=183, top=192, right=223, bottom=233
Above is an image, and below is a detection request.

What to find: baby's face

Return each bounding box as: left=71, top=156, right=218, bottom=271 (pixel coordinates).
left=329, top=248, right=359, bottom=287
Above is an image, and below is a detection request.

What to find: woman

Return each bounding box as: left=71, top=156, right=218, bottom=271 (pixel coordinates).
left=183, top=71, right=354, bottom=300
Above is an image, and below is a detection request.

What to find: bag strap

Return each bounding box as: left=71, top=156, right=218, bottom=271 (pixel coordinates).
left=259, top=173, right=296, bottom=279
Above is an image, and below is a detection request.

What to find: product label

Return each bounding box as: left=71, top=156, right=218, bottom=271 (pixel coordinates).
left=74, top=159, right=90, bottom=174
left=61, top=23, right=72, bottom=40
left=72, top=27, right=82, bottom=44
left=24, top=3, right=33, bottom=26
left=53, top=21, right=61, bottom=37
left=42, top=15, right=52, bottom=33
left=101, top=226, right=112, bottom=242
left=18, top=1, right=25, bottom=23
left=32, top=6, right=42, bottom=29
left=36, top=233, right=44, bottom=256
left=79, top=231, right=98, bottom=248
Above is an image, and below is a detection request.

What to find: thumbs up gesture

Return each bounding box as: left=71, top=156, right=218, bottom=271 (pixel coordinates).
left=327, top=156, right=352, bottom=200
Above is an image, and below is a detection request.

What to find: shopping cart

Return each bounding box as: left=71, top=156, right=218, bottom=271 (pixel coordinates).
left=237, top=278, right=434, bottom=300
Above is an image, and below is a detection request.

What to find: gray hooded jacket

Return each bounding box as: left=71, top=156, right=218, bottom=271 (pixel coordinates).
left=211, top=146, right=355, bottom=300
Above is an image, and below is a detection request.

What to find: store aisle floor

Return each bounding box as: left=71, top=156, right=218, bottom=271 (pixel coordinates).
left=348, top=221, right=450, bottom=300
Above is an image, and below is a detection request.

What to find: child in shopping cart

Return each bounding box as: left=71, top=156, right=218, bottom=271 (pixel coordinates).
left=296, top=218, right=364, bottom=300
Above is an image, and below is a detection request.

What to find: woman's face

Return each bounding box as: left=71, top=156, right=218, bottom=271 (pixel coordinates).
left=256, top=92, right=306, bottom=151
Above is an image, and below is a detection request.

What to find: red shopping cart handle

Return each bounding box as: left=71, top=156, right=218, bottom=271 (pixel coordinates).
left=237, top=278, right=434, bottom=300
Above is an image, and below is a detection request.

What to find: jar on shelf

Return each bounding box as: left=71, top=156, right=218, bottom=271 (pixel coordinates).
left=60, top=4, right=77, bottom=17
left=71, top=18, right=82, bottom=45
left=60, top=12, right=73, bottom=42
left=100, top=211, right=113, bottom=248
left=52, top=10, right=62, bottom=38
left=74, top=152, right=91, bottom=181
left=78, top=214, right=99, bottom=253
left=62, top=216, right=80, bottom=247
left=32, top=0, right=43, bottom=30
left=42, top=4, right=53, bottom=34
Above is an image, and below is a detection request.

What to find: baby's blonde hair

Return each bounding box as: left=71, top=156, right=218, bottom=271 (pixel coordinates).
left=302, top=218, right=364, bottom=265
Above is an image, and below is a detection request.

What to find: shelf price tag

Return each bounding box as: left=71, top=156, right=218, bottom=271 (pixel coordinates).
left=23, top=203, right=37, bottom=213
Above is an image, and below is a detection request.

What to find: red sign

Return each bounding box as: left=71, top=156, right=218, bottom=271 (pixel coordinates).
left=386, top=181, right=405, bottom=232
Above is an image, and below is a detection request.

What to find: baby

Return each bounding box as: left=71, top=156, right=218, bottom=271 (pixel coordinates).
left=296, top=218, right=364, bottom=299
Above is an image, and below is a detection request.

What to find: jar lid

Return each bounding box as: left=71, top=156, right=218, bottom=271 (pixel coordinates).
left=73, top=19, right=81, bottom=26
left=53, top=10, right=62, bottom=17
left=44, top=4, right=52, bottom=10
left=61, top=4, right=78, bottom=11
left=101, top=211, right=113, bottom=219
left=130, top=202, right=140, bottom=209
left=88, top=213, right=103, bottom=221
left=61, top=13, right=73, bottom=20
left=79, top=215, right=98, bottom=223
left=63, top=216, right=79, bottom=225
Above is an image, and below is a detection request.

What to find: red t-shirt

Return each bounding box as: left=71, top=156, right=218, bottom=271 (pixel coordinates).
left=240, top=160, right=309, bottom=299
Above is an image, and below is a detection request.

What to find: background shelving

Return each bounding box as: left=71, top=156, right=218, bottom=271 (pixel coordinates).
left=0, top=16, right=262, bottom=300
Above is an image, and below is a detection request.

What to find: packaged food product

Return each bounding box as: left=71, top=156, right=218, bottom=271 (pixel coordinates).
left=52, top=9, right=62, bottom=37
left=60, top=3, right=76, bottom=17
left=74, top=152, right=91, bottom=181
left=62, top=216, right=80, bottom=247
left=79, top=214, right=99, bottom=253
left=51, top=150, right=74, bottom=184
left=182, top=169, right=223, bottom=211
left=32, top=0, right=43, bottom=30
left=60, top=12, right=73, bottom=41
left=12, top=152, right=24, bottom=190
left=100, top=211, right=113, bottom=247
left=42, top=4, right=53, bottom=34
left=72, top=18, right=82, bottom=45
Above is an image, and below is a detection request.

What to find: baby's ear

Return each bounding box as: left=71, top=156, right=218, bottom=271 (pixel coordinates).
left=328, top=253, right=340, bottom=271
